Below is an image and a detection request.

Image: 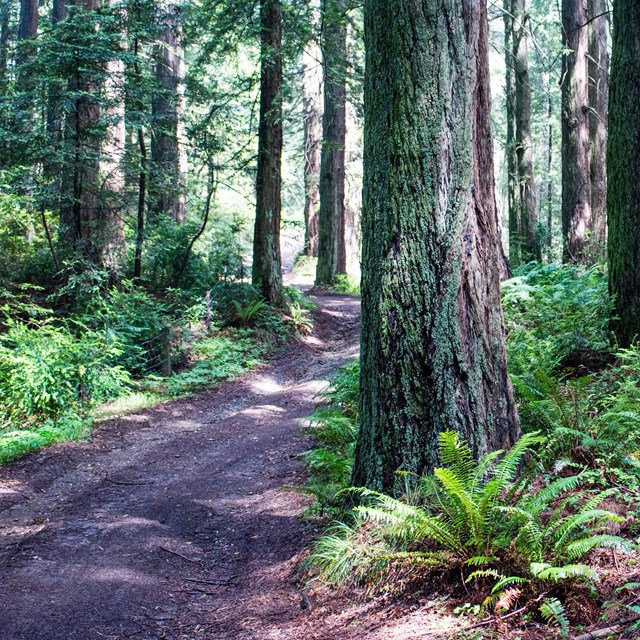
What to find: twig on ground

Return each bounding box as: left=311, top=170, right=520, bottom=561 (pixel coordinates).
left=159, top=546, right=201, bottom=563
left=573, top=616, right=640, bottom=640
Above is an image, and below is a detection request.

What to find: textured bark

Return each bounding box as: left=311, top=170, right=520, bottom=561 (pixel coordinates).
left=59, top=0, right=123, bottom=267
left=252, top=0, right=284, bottom=306
left=607, top=0, right=640, bottom=347
left=588, top=0, right=608, bottom=263
left=561, top=0, right=592, bottom=265
left=100, top=0, right=126, bottom=270
left=0, top=0, right=9, bottom=86
left=352, top=0, right=519, bottom=491
left=315, top=0, right=347, bottom=286
left=301, top=3, right=322, bottom=258
left=16, top=0, right=37, bottom=68
left=150, top=0, right=187, bottom=222
left=504, top=0, right=521, bottom=267
left=513, top=0, right=538, bottom=261
left=59, top=0, right=102, bottom=259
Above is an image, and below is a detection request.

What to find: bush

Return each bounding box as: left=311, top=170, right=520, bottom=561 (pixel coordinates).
left=310, top=432, right=632, bottom=628
left=0, top=320, right=130, bottom=422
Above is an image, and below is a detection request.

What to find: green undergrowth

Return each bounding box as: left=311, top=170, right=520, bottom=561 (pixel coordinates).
left=301, top=262, right=640, bottom=637
left=0, top=277, right=313, bottom=465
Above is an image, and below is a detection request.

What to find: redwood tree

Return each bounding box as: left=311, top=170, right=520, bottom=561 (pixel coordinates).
left=252, top=0, right=284, bottom=305
left=315, top=0, right=347, bottom=286
left=608, top=0, right=640, bottom=347
left=352, top=0, right=519, bottom=491
left=588, top=0, right=608, bottom=262
left=561, top=0, right=592, bottom=264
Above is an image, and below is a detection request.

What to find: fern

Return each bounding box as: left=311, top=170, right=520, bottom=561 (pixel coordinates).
left=540, top=598, right=570, bottom=639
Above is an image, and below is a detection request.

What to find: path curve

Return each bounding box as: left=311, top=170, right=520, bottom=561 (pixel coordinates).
left=0, top=293, right=360, bottom=640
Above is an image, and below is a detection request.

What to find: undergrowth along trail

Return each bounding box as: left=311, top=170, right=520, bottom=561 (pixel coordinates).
left=0, top=293, right=368, bottom=640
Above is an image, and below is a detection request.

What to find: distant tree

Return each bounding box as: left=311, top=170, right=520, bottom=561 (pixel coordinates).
left=315, top=0, right=347, bottom=287
left=588, top=0, right=608, bottom=262
left=505, top=0, right=538, bottom=266
left=301, top=0, right=322, bottom=258
left=607, top=0, right=640, bottom=347
left=150, top=0, right=187, bottom=222
left=252, top=0, right=284, bottom=305
left=561, top=0, right=592, bottom=265
left=353, top=0, right=519, bottom=491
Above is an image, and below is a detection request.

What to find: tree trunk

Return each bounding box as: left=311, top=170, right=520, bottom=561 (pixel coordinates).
left=99, top=0, right=126, bottom=271
left=352, top=0, right=519, bottom=491
left=16, top=0, right=37, bottom=68
left=301, top=1, right=322, bottom=258
left=513, top=0, right=538, bottom=261
left=251, top=0, right=284, bottom=306
left=504, top=0, right=521, bottom=267
left=588, top=0, right=608, bottom=263
left=150, top=0, right=187, bottom=223
left=561, top=0, right=592, bottom=265
left=315, top=0, right=347, bottom=286
left=607, top=0, right=640, bottom=347
left=0, top=0, right=10, bottom=86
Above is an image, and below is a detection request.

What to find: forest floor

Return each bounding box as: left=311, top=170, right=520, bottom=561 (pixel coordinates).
left=0, top=290, right=483, bottom=640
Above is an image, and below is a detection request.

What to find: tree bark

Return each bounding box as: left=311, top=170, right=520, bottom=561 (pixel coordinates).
left=315, top=0, right=347, bottom=286
left=0, top=0, right=10, bottom=87
left=504, top=0, right=521, bottom=267
left=251, top=0, right=284, bottom=305
left=587, top=0, right=608, bottom=263
left=513, top=0, right=539, bottom=261
left=607, top=0, right=640, bottom=347
left=150, top=0, right=187, bottom=223
left=352, top=0, right=519, bottom=491
left=301, top=1, right=322, bottom=258
left=561, top=0, right=592, bottom=265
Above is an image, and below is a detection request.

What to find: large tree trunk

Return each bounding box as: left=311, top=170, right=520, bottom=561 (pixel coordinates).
left=16, top=0, right=37, bottom=68
left=352, top=0, right=519, bottom=491
left=0, top=0, right=10, bottom=86
left=588, top=0, right=608, bottom=263
left=513, top=0, right=538, bottom=261
left=301, top=1, right=322, bottom=258
left=607, top=0, right=640, bottom=347
left=315, top=0, right=347, bottom=286
left=150, top=0, right=187, bottom=222
left=251, top=0, right=284, bottom=305
left=561, top=0, right=592, bottom=265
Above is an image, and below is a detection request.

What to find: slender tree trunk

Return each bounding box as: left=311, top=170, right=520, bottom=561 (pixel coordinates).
left=99, top=0, right=126, bottom=271
left=134, top=127, right=147, bottom=282
left=252, top=0, right=284, bottom=305
left=504, top=0, right=521, bottom=267
left=352, top=0, right=519, bottom=491
left=588, top=0, right=608, bottom=263
left=561, top=0, right=592, bottom=265
left=301, top=1, right=322, bottom=258
left=315, top=0, right=347, bottom=286
left=546, top=70, right=554, bottom=258
left=513, top=0, right=539, bottom=261
left=0, top=0, right=10, bottom=86
left=59, top=0, right=103, bottom=261
left=607, top=0, right=640, bottom=347
left=150, top=0, right=187, bottom=222
left=16, top=0, right=37, bottom=69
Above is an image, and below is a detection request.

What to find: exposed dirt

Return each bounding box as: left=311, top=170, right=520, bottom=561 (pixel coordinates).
left=0, top=292, right=469, bottom=640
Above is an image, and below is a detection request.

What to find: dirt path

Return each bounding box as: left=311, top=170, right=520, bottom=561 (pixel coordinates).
left=0, top=294, right=366, bottom=639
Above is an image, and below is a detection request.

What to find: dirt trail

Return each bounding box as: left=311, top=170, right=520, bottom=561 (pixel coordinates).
left=0, top=294, right=364, bottom=639
left=0, top=292, right=470, bottom=640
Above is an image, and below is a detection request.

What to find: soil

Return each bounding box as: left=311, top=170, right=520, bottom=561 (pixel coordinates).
left=0, top=292, right=467, bottom=640
left=4, top=288, right=632, bottom=640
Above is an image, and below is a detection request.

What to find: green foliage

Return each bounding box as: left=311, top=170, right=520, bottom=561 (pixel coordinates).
left=503, top=263, right=613, bottom=383
left=300, top=360, right=359, bottom=515
left=540, top=598, right=570, bottom=639
left=310, top=431, right=632, bottom=626
left=332, top=274, right=361, bottom=295
left=0, top=320, right=130, bottom=421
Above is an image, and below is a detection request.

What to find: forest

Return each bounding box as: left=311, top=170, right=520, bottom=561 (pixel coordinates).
left=0, top=0, right=639, bottom=638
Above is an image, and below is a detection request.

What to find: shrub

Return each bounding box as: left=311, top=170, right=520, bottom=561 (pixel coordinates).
left=0, top=320, right=130, bottom=422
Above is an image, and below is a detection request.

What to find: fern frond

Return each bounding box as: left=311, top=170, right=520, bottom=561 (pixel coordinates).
left=565, top=534, right=632, bottom=561
left=540, top=598, right=569, bottom=639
